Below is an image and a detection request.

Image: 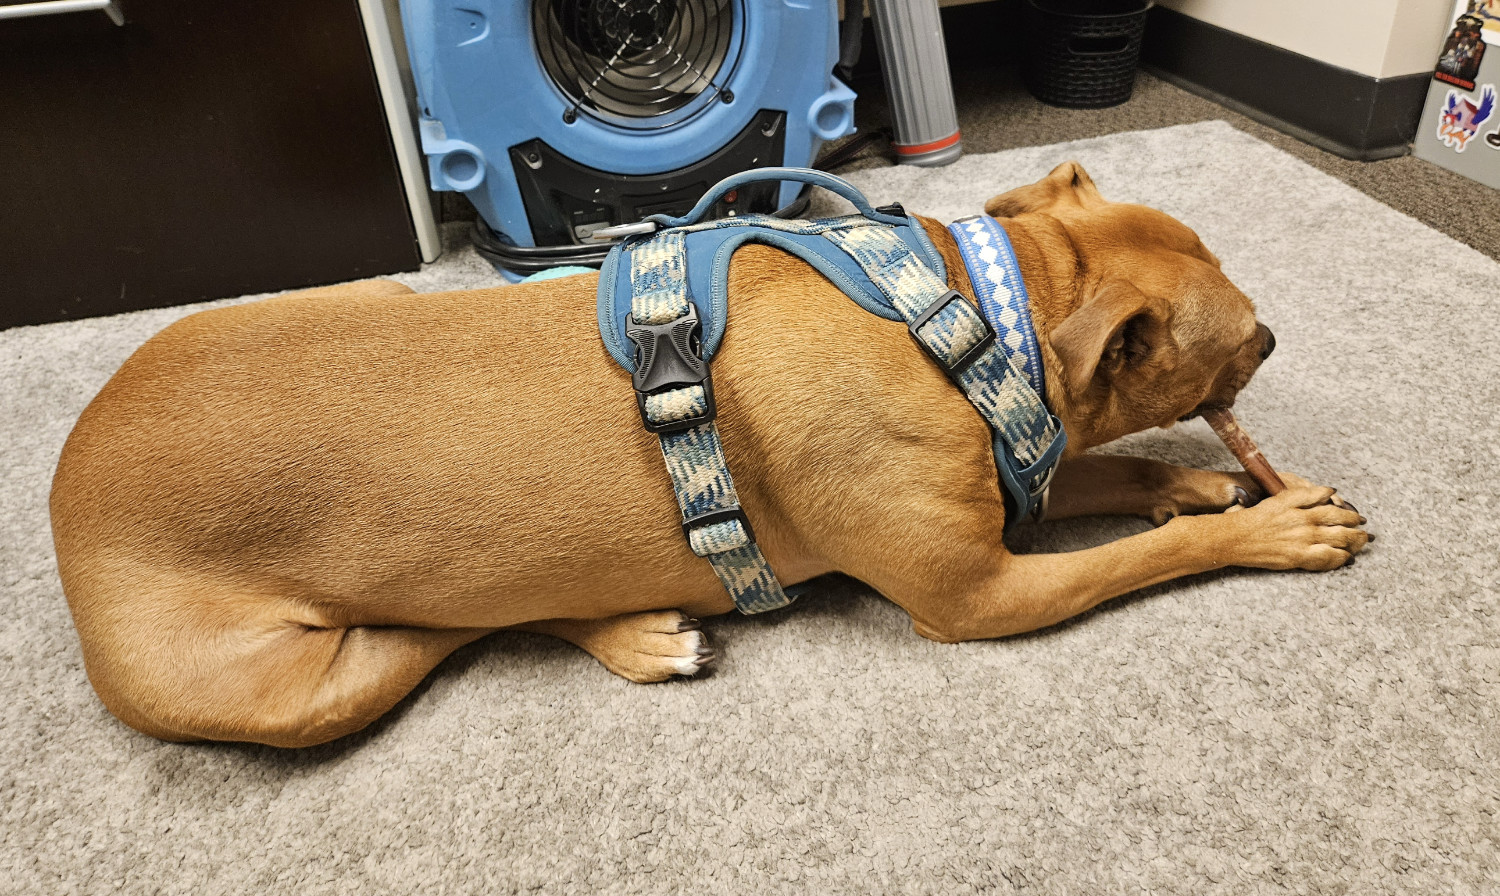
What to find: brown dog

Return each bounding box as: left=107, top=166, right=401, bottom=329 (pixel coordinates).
left=49, top=163, right=1368, bottom=747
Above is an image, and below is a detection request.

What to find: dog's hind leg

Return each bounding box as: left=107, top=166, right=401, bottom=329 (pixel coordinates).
left=112, top=621, right=493, bottom=747
left=67, top=572, right=495, bottom=747
left=513, top=611, right=714, bottom=683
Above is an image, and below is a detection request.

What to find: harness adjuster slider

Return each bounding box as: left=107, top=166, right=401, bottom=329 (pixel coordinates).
left=1019, top=417, right=1068, bottom=523
left=908, top=289, right=996, bottom=381
left=681, top=506, right=755, bottom=547
left=626, top=303, right=717, bottom=434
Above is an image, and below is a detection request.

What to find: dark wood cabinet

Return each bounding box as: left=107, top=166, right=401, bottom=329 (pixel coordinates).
left=0, top=0, right=422, bottom=329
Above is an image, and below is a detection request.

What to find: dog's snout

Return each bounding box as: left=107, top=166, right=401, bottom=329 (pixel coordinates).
left=1257, top=323, right=1276, bottom=361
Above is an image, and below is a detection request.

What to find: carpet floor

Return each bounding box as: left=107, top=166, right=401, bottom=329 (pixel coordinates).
left=3, top=121, right=1496, bottom=894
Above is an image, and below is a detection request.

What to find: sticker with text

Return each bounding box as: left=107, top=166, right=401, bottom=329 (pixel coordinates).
left=1439, top=84, right=1495, bottom=151
left=1436, top=13, right=1486, bottom=88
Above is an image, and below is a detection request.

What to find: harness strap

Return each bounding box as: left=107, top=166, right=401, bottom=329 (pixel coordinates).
left=628, top=231, right=791, bottom=615
left=602, top=167, right=1068, bottom=612
left=598, top=211, right=945, bottom=372
left=823, top=227, right=1066, bottom=521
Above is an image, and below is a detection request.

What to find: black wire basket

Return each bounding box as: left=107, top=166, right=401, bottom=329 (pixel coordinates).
left=1023, top=0, right=1153, bottom=109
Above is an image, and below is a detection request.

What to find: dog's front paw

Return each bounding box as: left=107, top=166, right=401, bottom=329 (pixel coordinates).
left=1148, top=469, right=1261, bottom=526
left=1241, top=470, right=1361, bottom=514
left=1215, top=483, right=1371, bottom=571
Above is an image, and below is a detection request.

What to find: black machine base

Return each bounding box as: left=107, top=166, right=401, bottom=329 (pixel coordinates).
left=475, top=108, right=804, bottom=274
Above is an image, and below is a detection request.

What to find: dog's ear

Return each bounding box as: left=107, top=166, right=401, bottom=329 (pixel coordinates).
left=984, top=161, right=1105, bottom=218
left=1048, top=280, right=1178, bottom=398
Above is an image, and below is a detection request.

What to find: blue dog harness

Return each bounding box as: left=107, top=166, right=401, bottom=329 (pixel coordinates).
left=594, top=169, right=1066, bottom=614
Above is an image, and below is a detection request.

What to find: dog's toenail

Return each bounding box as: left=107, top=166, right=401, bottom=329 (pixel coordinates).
left=694, top=644, right=713, bottom=656
left=677, top=617, right=701, bottom=632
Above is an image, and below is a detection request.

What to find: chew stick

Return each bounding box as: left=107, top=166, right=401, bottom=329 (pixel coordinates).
left=1201, top=408, right=1286, bottom=496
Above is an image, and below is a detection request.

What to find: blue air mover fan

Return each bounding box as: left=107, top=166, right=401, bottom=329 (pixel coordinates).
left=400, top=0, right=857, bottom=274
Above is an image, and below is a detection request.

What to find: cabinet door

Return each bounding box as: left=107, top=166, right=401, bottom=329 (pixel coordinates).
left=0, top=0, right=421, bottom=329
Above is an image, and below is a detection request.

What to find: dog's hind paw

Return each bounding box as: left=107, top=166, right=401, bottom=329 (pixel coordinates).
left=527, top=610, right=715, bottom=683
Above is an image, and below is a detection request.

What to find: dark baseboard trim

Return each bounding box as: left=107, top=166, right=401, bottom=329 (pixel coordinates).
left=1142, top=7, right=1430, bottom=161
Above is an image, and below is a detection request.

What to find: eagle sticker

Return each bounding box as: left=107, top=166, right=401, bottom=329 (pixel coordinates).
left=1438, top=84, right=1496, bottom=151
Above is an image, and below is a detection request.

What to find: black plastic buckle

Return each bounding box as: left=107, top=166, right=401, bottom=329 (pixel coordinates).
left=681, top=506, right=754, bottom=545
left=626, top=303, right=717, bottom=434
left=908, top=289, right=996, bottom=380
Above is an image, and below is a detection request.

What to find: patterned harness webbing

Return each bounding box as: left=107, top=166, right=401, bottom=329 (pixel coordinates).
left=626, top=231, right=789, bottom=614
left=823, top=226, right=1063, bottom=486
left=601, top=168, right=1065, bottom=614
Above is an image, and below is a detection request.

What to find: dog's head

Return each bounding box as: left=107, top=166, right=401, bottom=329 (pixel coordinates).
left=986, top=162, right=1276, bottom=452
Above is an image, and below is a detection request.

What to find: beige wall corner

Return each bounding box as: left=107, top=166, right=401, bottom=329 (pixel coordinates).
left=1383, top=0, right=1459, bottom=77
left=1156, top=0, right=1455, bottom=78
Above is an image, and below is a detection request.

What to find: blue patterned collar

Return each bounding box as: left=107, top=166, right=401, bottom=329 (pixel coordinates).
left=946, top=216, right=1047, bottom=404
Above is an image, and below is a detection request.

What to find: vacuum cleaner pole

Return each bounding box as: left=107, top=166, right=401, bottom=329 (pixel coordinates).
left=867, top=0, right=963, bottom=166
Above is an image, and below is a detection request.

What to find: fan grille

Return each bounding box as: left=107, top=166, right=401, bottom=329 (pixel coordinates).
left=533, top=0, right=740, bottom=127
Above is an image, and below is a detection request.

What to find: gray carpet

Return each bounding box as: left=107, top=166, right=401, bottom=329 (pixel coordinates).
left=3, top=121, right=1497, bottom=893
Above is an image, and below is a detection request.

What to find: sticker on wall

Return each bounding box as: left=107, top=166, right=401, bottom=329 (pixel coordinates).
left=1436, top=13, right=1487, bottom=88
left=1438, top=85, right=1496, bottom=151
left=1479, top=0, right=1500, bottom=43
left=1442, top=1, right=1500, bottom=49
left=1487, top=129, right=1500, bottom=148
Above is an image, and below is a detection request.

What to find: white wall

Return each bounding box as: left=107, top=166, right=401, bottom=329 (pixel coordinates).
left=1383, top=0, right=1464, bottom=75
left=1156, top=0, right=1456, bottom=78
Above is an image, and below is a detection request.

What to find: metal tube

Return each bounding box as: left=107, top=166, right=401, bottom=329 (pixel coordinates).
left=867, top=0, right=962, bottom=166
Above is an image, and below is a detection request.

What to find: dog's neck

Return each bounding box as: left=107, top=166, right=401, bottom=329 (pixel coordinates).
left=1000, top=214, right=1082, bottom=419
left=922, top=214, right=1084, bottom=454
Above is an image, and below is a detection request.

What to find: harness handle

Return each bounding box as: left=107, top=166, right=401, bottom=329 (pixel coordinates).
left=648, top=167, right=910, bottom=229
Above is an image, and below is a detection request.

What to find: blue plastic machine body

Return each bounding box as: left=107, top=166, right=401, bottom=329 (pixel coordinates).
left=399, top=0, right=857, bottom=248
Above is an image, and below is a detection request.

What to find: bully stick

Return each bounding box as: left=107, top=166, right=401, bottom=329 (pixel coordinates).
left=1201, top=408, right=1287, bottom=497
